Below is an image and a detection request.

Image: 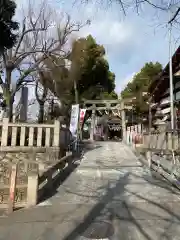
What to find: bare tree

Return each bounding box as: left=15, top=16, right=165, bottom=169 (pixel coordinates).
left=0, top=0, right=86, bottom=121
left=35, top=72, right=48, bottom=123
left=81, top=0, right=180, bottom=25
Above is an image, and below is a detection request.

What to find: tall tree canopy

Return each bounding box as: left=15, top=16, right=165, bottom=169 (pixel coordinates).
left=0, top=0, right=19, bottom=53
left=41, top=35, right=117, bottom=119
left=44, top=35, right=117, bottom=100
left=121, top=62, right=162, bottom=114
left=69, top=35, right=117, bottom=102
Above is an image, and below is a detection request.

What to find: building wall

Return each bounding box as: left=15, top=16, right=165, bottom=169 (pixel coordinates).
left=0, top=86, right=4, bottom=121
left=152, top=78, right=180, bottom=128
left=159, top=81, right=180, bottom=106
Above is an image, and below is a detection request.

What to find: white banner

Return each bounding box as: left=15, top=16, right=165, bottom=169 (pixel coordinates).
left=137, top=124, right=142, bottom=133
left=69, top=104, right=79, bottom=137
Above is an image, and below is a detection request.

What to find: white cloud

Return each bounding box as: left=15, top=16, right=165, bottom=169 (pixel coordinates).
left=14, top=0, right=174, bottom=98
left=116, top=72, right=135, bottom=93
left=79, top=19, right=133, bottom=48
left=76, top=4, right=134, bottom=54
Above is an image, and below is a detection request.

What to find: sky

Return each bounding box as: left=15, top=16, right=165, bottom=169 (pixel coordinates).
left=15, top=0, right=180, bottom=95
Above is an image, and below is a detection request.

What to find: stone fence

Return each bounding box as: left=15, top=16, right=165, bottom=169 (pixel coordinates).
left=0, top=118, right=73, bottom=213
left=136, top=130, right=180, bottom=188
left=126, top=124, right=144, bottom=146
left=0, top=118, right=60, bottom=148
left=142, top=131, right=180, bottom=152
left=38, top=153, right=72, bottom=203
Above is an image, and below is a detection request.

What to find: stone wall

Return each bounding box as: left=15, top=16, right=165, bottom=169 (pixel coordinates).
left=0, top=161, right=27, bottom=207
left=0, top=147, right=62, bottom=208
left=0, top=119, right=74, bottom=210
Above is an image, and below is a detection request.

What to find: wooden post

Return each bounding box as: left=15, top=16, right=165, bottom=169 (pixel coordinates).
left=132, top=126, right=136, bottom=148
left=129, top=127, right=132, bottom=145
left=8, top=163, right=17, bottom=214
left=1, top=118, right=9, bottom=146
left=126, top=127, right=130, bottom=145
left=53, top=120, right=60, bottom=147
left=121, top=101, right=126, bottom=142
left=143, top=133, right=147, bottom=148
left=90, top=105, right=96, bottom=141
left=167, top=132, right=172, bottom=149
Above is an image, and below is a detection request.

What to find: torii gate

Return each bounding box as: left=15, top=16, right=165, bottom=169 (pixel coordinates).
left=83, top=99, right=132, bottom=141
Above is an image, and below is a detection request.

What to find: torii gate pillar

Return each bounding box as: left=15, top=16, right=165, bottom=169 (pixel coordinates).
left=90, top=105, right=96, bottom=141
left=83, top=99, right=129, bottom=142
left=121, top=101, right=126, bottom=142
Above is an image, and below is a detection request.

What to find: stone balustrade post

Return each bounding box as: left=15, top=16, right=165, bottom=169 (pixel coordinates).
left=146, top=151, right=152, bottom=168
left=1, top=118, right=9, bottom=146
left=27, top=165, right=39, bottom=208
left=53, top=120, right=60, bottom=147
left=8, top=163, right=17, bottom=214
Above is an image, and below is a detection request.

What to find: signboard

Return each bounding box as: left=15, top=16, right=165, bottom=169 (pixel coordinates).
left=69, top=104, right=79, bottom=137
left=95, top=126, right=103, bottom=136
left=79, top=109, right=86, bottom=127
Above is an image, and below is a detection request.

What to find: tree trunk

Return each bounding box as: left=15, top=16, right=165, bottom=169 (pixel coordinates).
left=4, top=68, right=13, bottom=121
left=8, top=98, right=14, bottom=122
left=4, top=95, right=14, bottom=122
left=38, top=103, right=44, bottom=123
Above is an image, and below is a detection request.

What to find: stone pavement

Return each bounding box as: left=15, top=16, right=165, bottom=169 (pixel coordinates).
left=0, top=141, right=180, bottom=239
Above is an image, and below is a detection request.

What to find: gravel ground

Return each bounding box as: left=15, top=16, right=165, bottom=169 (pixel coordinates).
left=0, top=141, right=180, bottom=240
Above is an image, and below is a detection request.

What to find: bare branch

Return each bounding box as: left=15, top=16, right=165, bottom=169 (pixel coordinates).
left=14, top=23, right=47, bottom=56
left=35, top=77, right=48, bottom=104
left=14, top=50, right=49, bottom=66
left=15, top=78, right=35, bottom=93
left=1, top=0, right=87, bottom=117
left=168, top=7, right=180, bottom=24
left=140, top=0, right=168, bottom=11
left=118, top=0, right=126, bottom=15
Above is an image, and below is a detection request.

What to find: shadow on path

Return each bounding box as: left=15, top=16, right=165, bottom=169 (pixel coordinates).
left=96, top=157, right=180, bottom=197
left=38, top=162, right=78, bottom=203
left=62, top=172, right=130, bottom=240
left=38, top=142, right=102, bottom=204
left=61, top=162, right=180, bottom=240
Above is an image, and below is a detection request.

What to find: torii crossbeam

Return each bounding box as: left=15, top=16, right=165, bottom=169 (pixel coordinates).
left=83, top=100, right=132, bottom=141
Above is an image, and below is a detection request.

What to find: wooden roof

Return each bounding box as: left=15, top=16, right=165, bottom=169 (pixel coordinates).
left=107, top=116, right=121, bottom=124
left=149, top=46, right=180, bottom=102
left=97, top=115, right=121, bottom=126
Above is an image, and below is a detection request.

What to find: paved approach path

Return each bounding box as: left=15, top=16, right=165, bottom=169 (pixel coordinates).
left=0, top=142, right=180, bottom=239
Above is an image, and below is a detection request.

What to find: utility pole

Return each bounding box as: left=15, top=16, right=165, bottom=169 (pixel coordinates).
left=74, top=79, right=78, bottom=104
left=168, top=5, right=174, bottom=130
